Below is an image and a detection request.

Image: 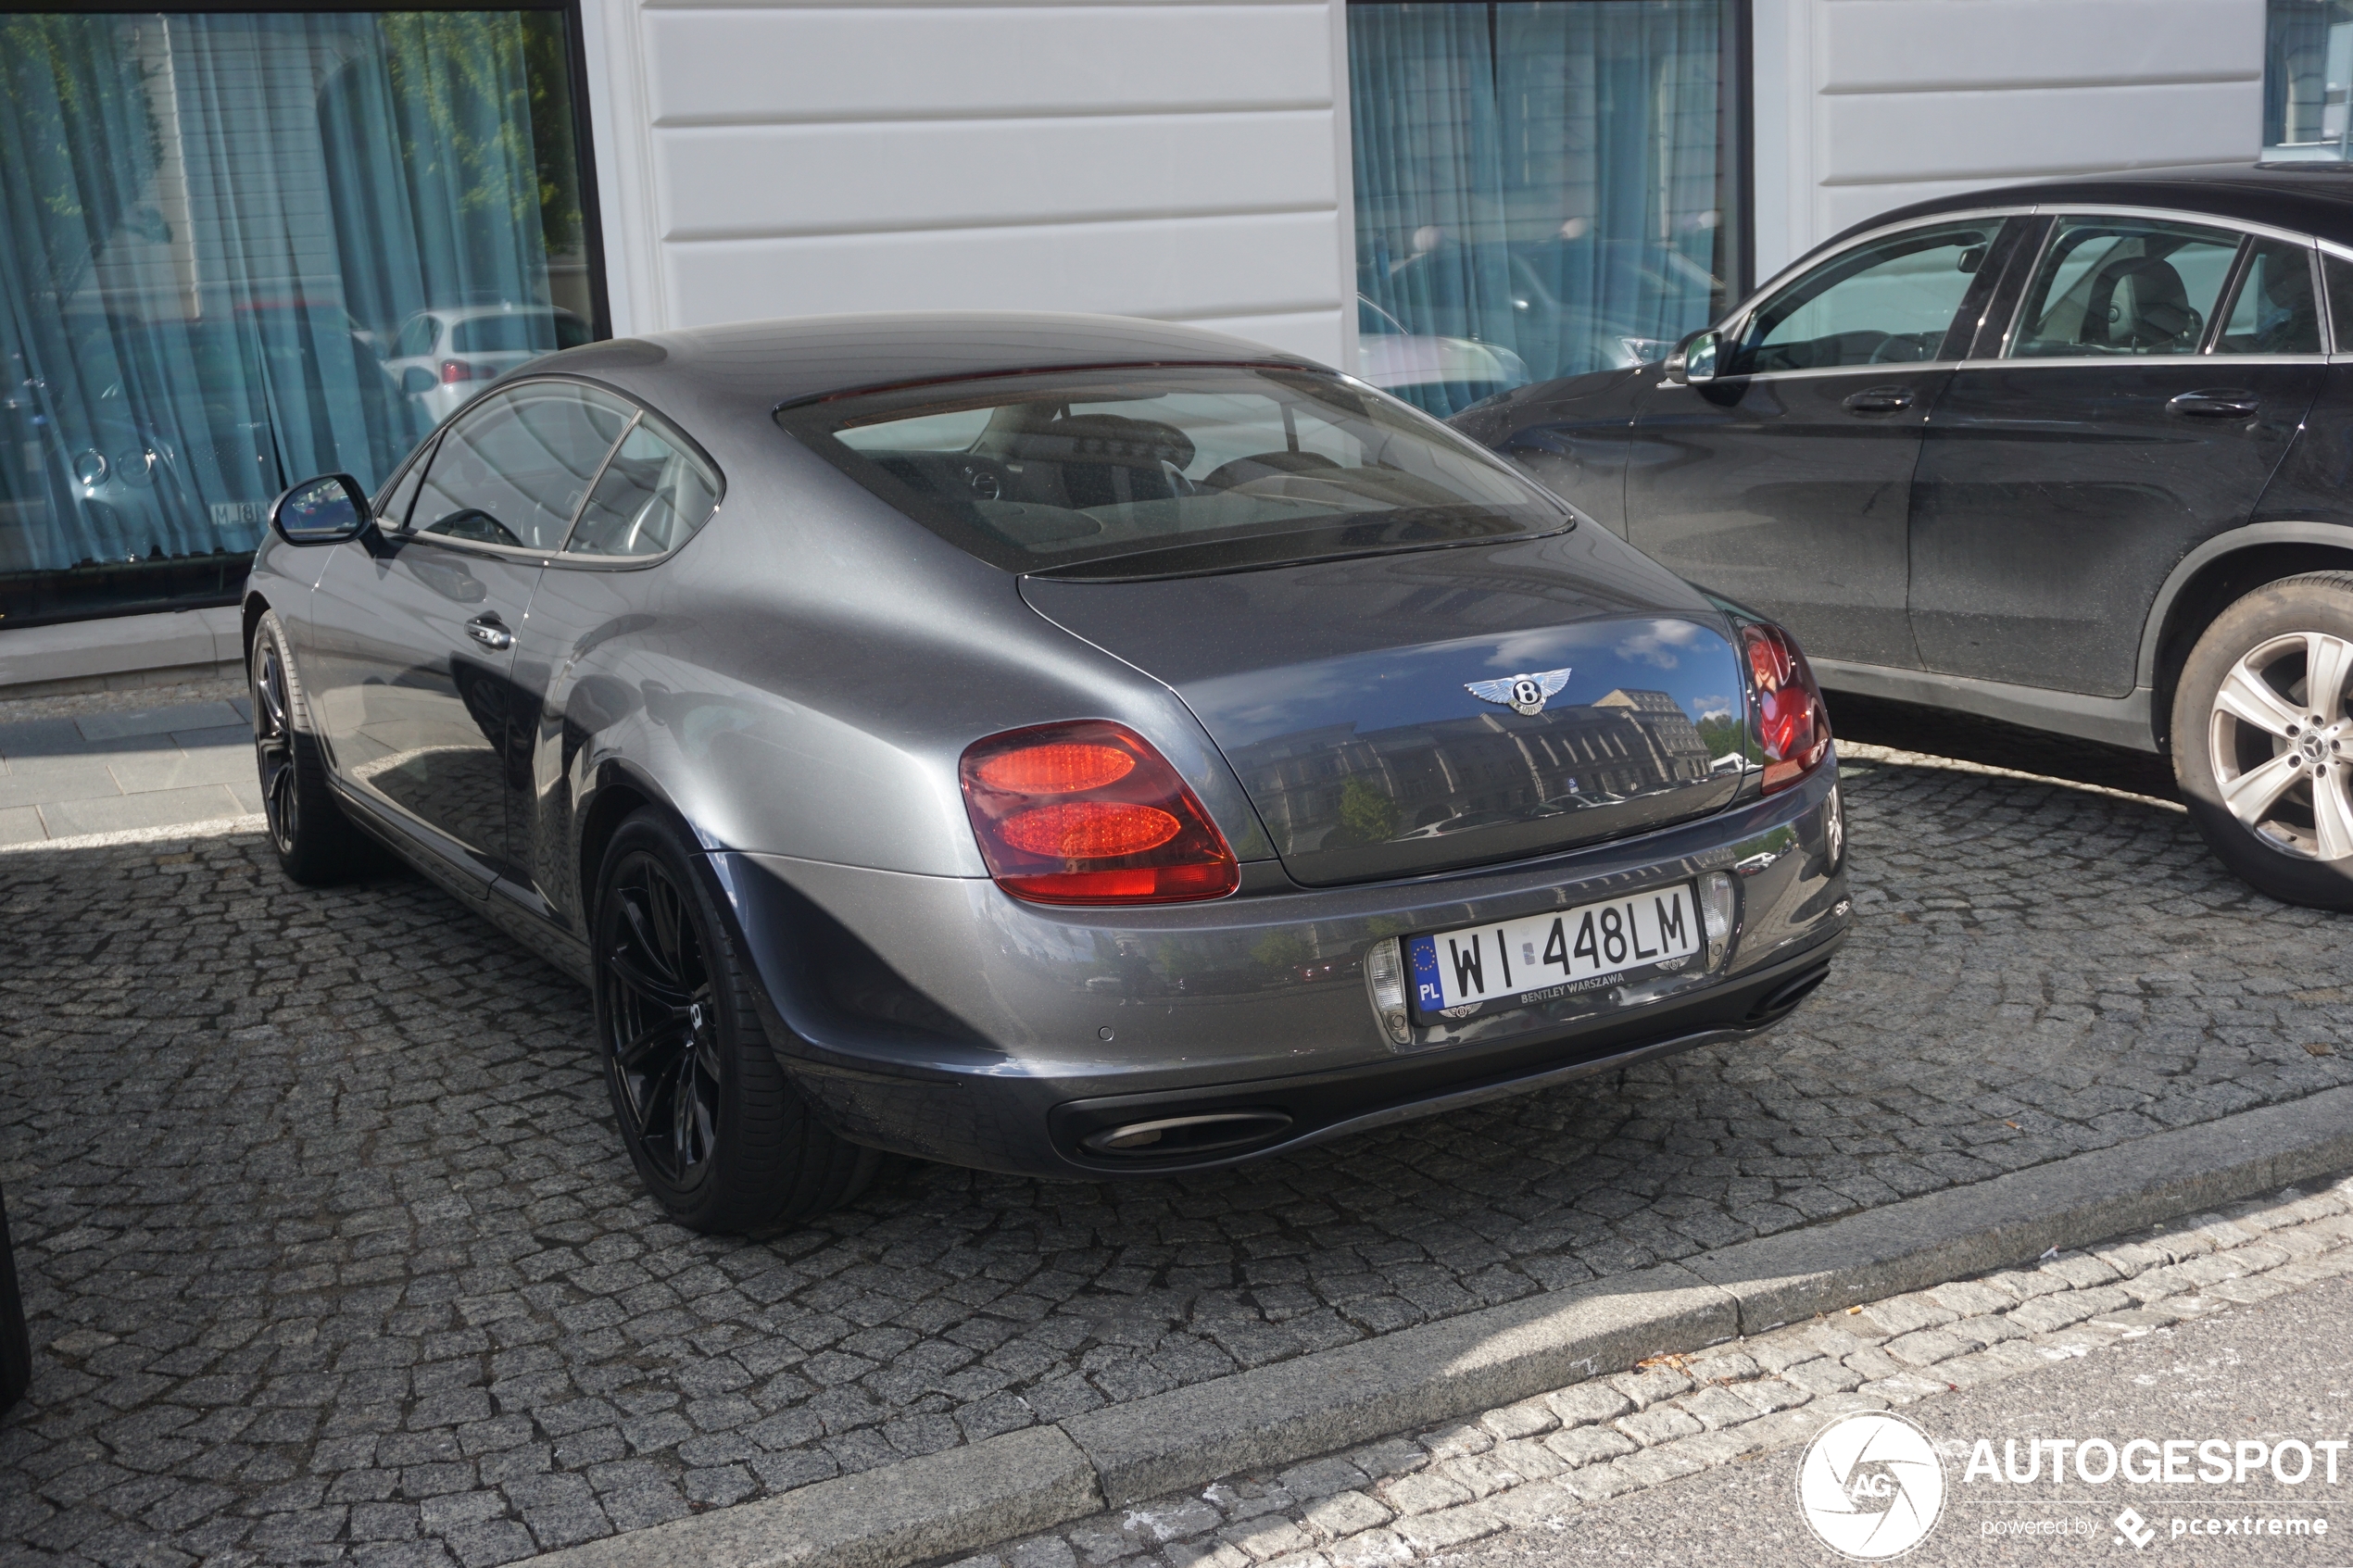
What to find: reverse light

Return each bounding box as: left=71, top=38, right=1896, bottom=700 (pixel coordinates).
left=1364, top=936, right=1411, bottom=1047
left=960, top=720, right=1239, bottom=904
left=1700, top=871, right=1737, bottom=970
left=1740, top=620, right=1831, bottom=794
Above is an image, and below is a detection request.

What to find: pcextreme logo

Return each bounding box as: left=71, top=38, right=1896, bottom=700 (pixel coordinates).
left=1796, top=1411, right=1948, bottom=1560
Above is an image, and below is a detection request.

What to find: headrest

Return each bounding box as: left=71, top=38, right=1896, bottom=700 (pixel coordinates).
left=2082, top=256, right=2196, bottom=349
left=1026, top=414, right=1196, bottom=470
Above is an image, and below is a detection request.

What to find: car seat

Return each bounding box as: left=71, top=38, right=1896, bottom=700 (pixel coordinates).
left=2080, top=256, right=2200, bottom=351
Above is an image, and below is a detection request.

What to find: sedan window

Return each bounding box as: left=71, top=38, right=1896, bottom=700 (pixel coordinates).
left=1730, top=220, right=1998, bottom=375
left=409, top=383, right=632, bottom=552
left=2213, top=238, right=2322, bottom=356
left=564, top=419, right=722, bottom=558
left=2010, top=218, right=2242, bottom=358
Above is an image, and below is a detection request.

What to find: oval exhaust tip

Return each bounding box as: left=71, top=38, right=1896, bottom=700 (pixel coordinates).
left=1081, top=1110, right=1292, bottom=1158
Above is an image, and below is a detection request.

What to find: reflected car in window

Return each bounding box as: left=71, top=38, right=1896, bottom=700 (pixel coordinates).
left=384, top=304, right=594, bottom=423
left=243, top=314, right=1851, bottom=1233
left=1354, top=295, right=1529, bottom=417
left=1455, top=163, right=2353, bottom=910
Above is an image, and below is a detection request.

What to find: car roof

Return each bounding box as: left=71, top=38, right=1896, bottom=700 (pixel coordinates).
left=539, top=311, right=1324, bottom=419
left=1822, top=160, right=2353, bottom=255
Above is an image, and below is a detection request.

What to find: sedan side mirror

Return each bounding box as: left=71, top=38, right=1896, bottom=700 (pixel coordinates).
left=271, top=473, right=370, bottom=546
left=400, top=366, right=436, bottom=397
left=1666, top=329, right=1721, bottom=385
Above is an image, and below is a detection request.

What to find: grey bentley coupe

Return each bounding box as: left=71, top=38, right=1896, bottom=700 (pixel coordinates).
left=244, top=314, right=1851, bottom=1234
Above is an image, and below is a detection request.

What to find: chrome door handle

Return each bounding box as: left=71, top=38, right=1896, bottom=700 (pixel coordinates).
left=466, top=615, right=514, bottom=650
left=2169, top=388, right=2260, bottom=418
left=1842, top=386, right=1914, bottom=413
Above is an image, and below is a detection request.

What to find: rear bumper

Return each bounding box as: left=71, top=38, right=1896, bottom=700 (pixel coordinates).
left=703, top=759, right=1850, bottom=1178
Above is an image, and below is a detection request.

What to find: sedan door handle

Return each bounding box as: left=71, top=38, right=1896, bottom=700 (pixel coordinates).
left=2169, top=388, right=2261, bottom=418
left=465, top=614, right=514, bottom=651
left=1842, top=386, right=1915, bottom=413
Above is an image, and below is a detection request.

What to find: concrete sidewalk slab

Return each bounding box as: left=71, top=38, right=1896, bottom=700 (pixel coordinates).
left=516, top=1085, right=2353, bottom=1568
left=0, top=688, right=256, bottom=842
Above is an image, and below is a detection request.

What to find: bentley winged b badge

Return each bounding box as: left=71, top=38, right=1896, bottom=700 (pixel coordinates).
left=1466, top=667, right=1571, bottom=717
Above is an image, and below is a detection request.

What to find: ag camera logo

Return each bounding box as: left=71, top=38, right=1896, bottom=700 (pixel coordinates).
left=1796, top=1411, right=1947, bottom=1560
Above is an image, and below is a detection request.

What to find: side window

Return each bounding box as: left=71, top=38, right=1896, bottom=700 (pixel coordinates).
left=410, top=384, right=632, bottom=551
left=1732, top=220, right=1999, bottom=375
left=392, top=315, right=439, bottom=360
left=2214, top=239, right=2322, bottom=356
left=375, top=434, right=438, bottom=528
left=2009, top=218, right=2241, bottom=358
left=2328, top=252, right=2353, bottom=356
left=564, top=418, right=722, bottom=558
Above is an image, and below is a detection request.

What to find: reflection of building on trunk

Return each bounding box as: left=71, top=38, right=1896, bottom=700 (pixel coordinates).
left=1235, top=688, right=1715, bottom=851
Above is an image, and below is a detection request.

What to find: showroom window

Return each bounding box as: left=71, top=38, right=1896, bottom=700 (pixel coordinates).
left=2268, top=0, right=2353, bottom=158
left=0, top=4, right=601, bottom=626
left=1349, top=0, right=1747, bottom=416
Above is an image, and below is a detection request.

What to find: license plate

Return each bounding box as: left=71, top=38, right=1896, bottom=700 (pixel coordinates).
left=210, top=500, right=265, bottom=532
left=1408, top=881, right=1701, bottom=1014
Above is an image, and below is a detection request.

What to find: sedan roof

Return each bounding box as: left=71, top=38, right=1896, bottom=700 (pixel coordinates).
left=1825, top=161, right=2353, bottom=256
left=544, top=311, right=1321, bottom=419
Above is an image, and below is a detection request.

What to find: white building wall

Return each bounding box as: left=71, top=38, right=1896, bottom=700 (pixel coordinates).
left=577, top=0, right=1355, bottom=367
left=1752, top=0, right=2269, bottom=280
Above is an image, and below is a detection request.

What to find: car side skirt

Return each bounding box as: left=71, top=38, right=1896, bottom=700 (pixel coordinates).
left=1812, top=658, right=2157, bottom=753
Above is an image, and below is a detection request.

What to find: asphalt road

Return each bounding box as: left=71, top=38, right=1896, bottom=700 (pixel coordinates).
left=1442, top=1274, right=2353, bottom=1567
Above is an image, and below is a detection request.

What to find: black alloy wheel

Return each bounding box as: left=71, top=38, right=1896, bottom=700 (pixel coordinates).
left=249, top=609, right=375, bottom=884
left=2174, top=571, right=2353, bottom=909
left=591, top=808, right=881, bottom=1234
left=253, top=632, right=301, bottom=856
left=601, top=848, right=724, bottom=1186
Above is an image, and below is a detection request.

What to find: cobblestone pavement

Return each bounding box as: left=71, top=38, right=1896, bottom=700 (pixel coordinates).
left=3, top=739, right=2351, bottom=1568
left=954, top=1175, right=2353, bottom=1568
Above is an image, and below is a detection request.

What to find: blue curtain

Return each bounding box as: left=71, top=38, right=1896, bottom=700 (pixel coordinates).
left=1351, top=1, right=1738, bottom=416
left=0, top=11, right=576, bottom=594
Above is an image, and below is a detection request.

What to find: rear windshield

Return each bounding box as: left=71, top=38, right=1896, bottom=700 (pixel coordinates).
left=452, top=312, right=587, bottom=354
left=775, top=365, right=1569, bottom=578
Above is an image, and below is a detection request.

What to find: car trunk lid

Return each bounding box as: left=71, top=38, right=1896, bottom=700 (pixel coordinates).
left=1021, top=538, right=1749, bottom=886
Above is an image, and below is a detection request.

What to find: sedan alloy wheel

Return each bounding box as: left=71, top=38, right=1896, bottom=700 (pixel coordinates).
left=2174, top=572, right=2353, bottom=909
left=2207, top=630, right=2353, bottom=861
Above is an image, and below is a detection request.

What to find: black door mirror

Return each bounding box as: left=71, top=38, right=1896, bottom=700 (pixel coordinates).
left=1667, top=329, right=1721, bottom=386
left=400, top=366, right=437, bottom=396
left=271, top=473, right=370, bottom=546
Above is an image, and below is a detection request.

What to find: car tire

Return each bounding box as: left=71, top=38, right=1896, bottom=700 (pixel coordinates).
left=251, top=609, right=379, bottom=885
left=0, top=1184, right=30, bottom=1413
left=2172, top=571, right=2353, bottom=909
left=592, top=808, right=881, bottom=1235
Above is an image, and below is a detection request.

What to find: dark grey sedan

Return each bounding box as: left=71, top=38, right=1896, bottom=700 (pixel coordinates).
left=245, top=314, right=1850, bottom=1234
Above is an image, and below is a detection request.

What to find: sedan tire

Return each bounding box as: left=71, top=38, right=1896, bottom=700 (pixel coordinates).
left=251, top=609, right=379, bottom=885
left=593, top=809, right=881, bottom=1235
left=2172, top=572, right=2353, bottom=909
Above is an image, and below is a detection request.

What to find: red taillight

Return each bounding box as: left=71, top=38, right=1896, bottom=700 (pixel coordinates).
left=960, top=721, right=1239, bottom=904
left=1740, top=621, right=1831, bottom=793
left=440, top=359, right=492, bottom=385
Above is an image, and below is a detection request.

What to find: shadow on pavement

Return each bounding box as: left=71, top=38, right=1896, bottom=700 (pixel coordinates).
left=1823, top=690, right=2181, bottom=804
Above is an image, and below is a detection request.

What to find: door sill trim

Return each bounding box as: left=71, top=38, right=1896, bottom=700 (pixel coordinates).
left=1811, top=659, right=2157, bottom=753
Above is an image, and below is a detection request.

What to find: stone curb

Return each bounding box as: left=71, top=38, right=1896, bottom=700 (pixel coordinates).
left=0, top=812, right=264, bottom=853
left=522, top=1084, right=2353, bottom=1567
